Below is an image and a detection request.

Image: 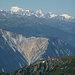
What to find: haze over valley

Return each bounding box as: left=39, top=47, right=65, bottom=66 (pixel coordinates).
left=0, top=6, right=75, bottom=73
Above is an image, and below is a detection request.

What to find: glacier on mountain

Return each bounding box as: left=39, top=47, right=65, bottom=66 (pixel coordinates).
left=6, top=6, right=74, bottom=20
left=10, top=6, right=24, bottom=13
left=61, top=14, right=73, bottom=19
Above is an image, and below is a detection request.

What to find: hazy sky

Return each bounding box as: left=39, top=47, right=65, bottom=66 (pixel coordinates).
left=0, top=0, right=75, bottom=17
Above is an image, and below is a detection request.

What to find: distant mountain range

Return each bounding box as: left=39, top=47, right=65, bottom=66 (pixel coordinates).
left=0, top=6, right=75, bottom=34
left=0, top=6, right=75, bottom=21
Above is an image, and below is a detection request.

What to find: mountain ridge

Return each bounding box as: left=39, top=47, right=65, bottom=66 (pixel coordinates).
left=0, top=6, right=75, bottom=20
left=1, top=55, right=75, bottom=75
left=0, top=16, right=75, bottom=47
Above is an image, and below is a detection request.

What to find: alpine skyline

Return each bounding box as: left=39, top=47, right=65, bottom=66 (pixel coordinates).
left=0, top=0, right=75, bottom=17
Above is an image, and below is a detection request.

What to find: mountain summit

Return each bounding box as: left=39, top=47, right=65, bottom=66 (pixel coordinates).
left=2, top=6, right=73, bottom=19
left=10, top=6, right=24, bottom=12
left=61, top=14, right=73, bottom=19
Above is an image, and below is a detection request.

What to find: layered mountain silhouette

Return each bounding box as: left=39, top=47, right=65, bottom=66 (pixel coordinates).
left=0, top=7, right=75, bottom=73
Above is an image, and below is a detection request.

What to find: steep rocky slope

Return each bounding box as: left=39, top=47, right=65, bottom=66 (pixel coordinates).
left=0, top=29, right=28, bottom=73
left=0, top=29, right=75, bottom=73
left=0, top=29, right=49, bottom=65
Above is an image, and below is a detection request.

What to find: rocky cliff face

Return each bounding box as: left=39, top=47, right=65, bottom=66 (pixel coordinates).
left=0, top=29, right=75, bottom=73
left=0, top=29, right=49, bottom=65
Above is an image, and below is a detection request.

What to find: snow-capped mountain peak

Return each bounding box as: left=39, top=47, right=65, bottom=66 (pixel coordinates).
left=9, top=7, right=45, bottom=17
left=45, top=12, right=57, bottom=18
left=10, top=6, right=24, bottom=14
left=49, top=12, right=57, bottom=18
left=61, top=14, right=72, bottom=19
left=34, top=10, right=45, bottom=18
left=35, top=10, right=43, bottom=14
left=0, top=6, right=75, bottom=21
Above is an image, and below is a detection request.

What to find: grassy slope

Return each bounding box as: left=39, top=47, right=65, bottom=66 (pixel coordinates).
left=1, top=55, right=75, bottom=75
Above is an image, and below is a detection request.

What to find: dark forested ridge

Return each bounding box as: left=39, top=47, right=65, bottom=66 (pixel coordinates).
left=1, top=55, right=75, bottom=75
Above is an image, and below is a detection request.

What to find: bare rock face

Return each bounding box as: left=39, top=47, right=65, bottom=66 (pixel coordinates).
left=0, top=29, right=75, bottom=73
left=0, top=29, right=49, bottom=65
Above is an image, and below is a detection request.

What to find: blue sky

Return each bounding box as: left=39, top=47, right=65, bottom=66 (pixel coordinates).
left=0, top=0, right=75, bottom=17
